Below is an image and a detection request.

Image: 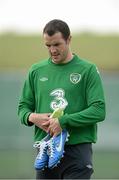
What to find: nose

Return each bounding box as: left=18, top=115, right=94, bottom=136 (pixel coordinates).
left=49, top=46, right=57, bottom=53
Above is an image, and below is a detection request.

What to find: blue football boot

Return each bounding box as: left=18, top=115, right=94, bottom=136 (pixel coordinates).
left=47, top=130, right=69, bottom=168
left=33, top=134, right=50, bottom=170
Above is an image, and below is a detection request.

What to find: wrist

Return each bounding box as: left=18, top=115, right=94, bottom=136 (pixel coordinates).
left=27, top=113, right=35, bottom=126
left=28, top=113, right=37, bottom=123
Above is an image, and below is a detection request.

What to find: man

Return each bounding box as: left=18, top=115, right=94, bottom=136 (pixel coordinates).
left=18, top=19, right=106, bottom=179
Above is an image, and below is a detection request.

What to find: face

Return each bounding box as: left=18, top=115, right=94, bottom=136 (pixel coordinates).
left=43, top=32, right=71, bottom=64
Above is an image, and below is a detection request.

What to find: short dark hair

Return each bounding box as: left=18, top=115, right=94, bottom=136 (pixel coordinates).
left=43, top=19, right=71, bottom=40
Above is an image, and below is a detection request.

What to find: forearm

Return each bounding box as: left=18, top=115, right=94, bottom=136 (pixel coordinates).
left=59, top=101, right=106, bottom=129
left=28, top=113, right=40, bottom=126
left=28, top=113, right=51, bottom=132
left=29, top=113, right=40, bottom=124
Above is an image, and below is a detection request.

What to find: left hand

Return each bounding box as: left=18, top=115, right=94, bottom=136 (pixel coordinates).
left=47, top=118, right=62, bottom=137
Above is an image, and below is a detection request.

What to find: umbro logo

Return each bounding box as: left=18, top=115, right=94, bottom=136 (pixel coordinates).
left=39, top=77, right=48, bottom=81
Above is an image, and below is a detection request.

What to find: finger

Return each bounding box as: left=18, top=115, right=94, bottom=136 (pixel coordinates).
left=43, top=127, right=48, bottom=132
left=47, top=126, right=53, bottom=134
left=49, top=130, right=54, bottom=137
left=52, top=132, right=57, bottom=137
left=42, top=121, right=50, bottom=126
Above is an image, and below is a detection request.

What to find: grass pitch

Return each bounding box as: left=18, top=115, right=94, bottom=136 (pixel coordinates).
left=0, top=33, right=119, bottom=70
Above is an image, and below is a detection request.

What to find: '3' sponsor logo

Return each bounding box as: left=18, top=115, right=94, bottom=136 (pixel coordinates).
left=50, top=88, right=68, bottom=110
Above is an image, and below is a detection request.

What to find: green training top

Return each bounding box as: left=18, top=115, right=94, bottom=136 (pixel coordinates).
left=18, top=54, right=106, bottom=144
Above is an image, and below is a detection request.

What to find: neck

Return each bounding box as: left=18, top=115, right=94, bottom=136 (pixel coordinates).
left=52, top=52, right=74, bottom=64
left=64, top=53, right=74, bottom=64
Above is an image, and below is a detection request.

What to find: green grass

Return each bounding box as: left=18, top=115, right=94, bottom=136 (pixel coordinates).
left=71, top=33, right=119, bottom=70
left=0, top=33, right=119, bottom=70
left=92, top=151, right=119, bottom=179
left=0, top=150, right=35, bottom=179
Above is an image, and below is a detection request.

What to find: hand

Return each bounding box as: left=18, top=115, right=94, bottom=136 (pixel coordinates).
left=47, top=118, right=62, bottom=137
left=29, top=113, right=51, bottom=132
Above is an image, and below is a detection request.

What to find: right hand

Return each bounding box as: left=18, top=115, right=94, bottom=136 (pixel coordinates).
left=28, top=113, right=51, bottom=132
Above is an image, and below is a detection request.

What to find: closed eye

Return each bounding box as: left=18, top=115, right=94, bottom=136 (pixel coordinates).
left=46, top=44, right=51, bottom=48
left=45, top=43, right=61, bottom=48
left=54, top=43, right=60, bottom=46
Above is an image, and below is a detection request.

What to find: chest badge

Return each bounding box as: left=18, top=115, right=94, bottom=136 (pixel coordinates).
left=70, top=73, right=81, bottom=84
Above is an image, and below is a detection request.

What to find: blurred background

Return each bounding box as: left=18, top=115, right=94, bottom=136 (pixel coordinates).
left=0, top=0, right=119, bottom=179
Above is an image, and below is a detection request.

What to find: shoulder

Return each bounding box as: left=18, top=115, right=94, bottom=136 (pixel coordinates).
left=31, top=59, right=49, bottom=71
left=74, top=55, right=100, bottom=78
left=29, top=59, right=49, bottom=74
left=75, top=54, right=97, bottom=70
left=80, top=57, right=94, bottom=68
